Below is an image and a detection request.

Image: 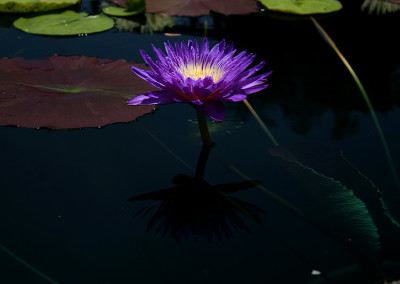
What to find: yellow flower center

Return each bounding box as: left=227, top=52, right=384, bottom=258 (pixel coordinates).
left=179, top=63, right=224, bottom=82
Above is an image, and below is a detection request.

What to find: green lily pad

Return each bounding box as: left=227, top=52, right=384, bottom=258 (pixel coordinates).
left=102, top=6, right=144, bottom=16
left=259, top=0, right=342, bottom=15
left=0, top=0, right=79, bottom=13
left=13, top=10, right=114, bottom=36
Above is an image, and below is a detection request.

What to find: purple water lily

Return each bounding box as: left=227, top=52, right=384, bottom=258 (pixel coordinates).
left=127, top=38, right=271, bottom=121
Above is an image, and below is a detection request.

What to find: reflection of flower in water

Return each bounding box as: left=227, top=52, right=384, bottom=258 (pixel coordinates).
left=112, top=17, right=141, bottom=32
left=141, top=13, right=175, bottom=33
left=362, top=0, right=400, bottom=14
left=129, top=174, right=264, bottom=242
left=127, top=38, right=271, bottom=121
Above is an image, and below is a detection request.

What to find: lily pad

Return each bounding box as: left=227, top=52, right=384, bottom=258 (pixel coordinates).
left=0, top=55, right=157, bottom=129
left=0, top=0, right=79, bottom=13
left=102, top=6, right=144, bottom=16
left=146, top=0, right=258, bottom=16
left=259, top=0, right=342, bottom=15
left=13, top=10, right=114, bottom=36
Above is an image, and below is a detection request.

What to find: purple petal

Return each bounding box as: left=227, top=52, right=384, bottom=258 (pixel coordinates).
left=219, top=62, right=268, bottom=92
left=130, top=66, right=166, bottom=89
left=127, top=91, right=183, bottom=105
left=190, top=99, right=203, bottom=105
left=191, top=101, right=226, bottom=121
left=164, top=41, right=177, bottom=58
left=241, top=71, right=272, bottom=89
left=199, top=38, right=209, bottom=59
left=223, top=94, right=248, bottom=102
left=152, top=45, right=167, bottom=65
left=242, top=84, right=270, bottom=94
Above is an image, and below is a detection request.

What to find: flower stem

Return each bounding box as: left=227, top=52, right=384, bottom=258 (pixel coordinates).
left=310, top=16, right=400, bottom=191
left=196, top=111, right=213, bottom=146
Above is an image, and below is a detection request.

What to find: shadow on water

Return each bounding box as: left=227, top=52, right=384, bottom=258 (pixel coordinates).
left=128, top=145, right=264, bottom=243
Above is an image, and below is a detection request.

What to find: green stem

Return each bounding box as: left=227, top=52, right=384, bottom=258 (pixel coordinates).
left=243, top=99, right=279, bottom=146
left=310, top=16, right=400, bottom=191
left=196, top=111, right=213, bottom=146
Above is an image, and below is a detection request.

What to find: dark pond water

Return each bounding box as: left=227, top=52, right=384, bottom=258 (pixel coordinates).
left=1, top=1, right=400, bottom=283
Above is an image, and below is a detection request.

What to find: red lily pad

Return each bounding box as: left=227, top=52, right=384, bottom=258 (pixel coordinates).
left=146, top=0, right=259, bottom=16
left=0, top=55, right=156, bottom=129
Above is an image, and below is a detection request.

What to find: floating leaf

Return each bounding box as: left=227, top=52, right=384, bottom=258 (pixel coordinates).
left=259, top=0, right=342, bottom=15
left=13, top=11, right=114, bottom=36
left=146, top=0, right=258, bottom=16
left=0, top=0, right=79, bottom=13
left=102, top=6, right=144, bottom=16
left=0, top=55, right=156, bottom=129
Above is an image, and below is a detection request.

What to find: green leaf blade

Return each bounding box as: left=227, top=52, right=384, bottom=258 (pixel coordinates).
left=259, top=0, right=342, bottom=15
left=102, top=6, right=144, bottom=17
left=13, top=11, right=114, bottom=36
left=0, top=0, right=80, bottom=13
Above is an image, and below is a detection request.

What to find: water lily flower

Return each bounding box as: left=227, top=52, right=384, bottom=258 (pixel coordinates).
left=127, top=38, right=271, bottom=121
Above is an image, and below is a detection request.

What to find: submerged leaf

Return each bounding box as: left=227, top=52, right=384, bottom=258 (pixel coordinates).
left=259, top=0, right=342, bottom=15
left=270, top=142, right=400, bottom=262
left=0, top=55, right=156, bottom=129
left=145, top=0, right=258, bottom=16
left=362, top=0, right=400, bottom=14
left=0, top=0, right=79, bottom=13
left=269, top=142, right=381, bottom=257
left=13, top=11, right=114, bottom=36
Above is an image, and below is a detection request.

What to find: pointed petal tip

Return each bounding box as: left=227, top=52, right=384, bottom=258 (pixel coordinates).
left=127, top=94, right=147, bottom=105
left=130, top=65, right=142, bottom=72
